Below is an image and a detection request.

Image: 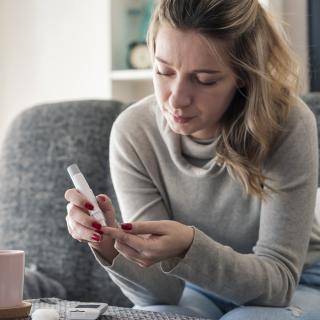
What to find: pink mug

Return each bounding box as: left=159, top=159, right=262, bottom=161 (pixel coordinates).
left=0, top=250, right=25, bottom=308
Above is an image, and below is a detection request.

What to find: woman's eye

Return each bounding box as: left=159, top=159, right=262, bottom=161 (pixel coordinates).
left=197, top=79, right=218, bottom=86
left=157, top=71, right=170, bottom=76
left=155, top=69, right=174, bottom=76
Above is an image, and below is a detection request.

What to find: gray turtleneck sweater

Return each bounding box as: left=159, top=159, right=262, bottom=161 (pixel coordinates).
left=93, top=95, right=320, bottom=307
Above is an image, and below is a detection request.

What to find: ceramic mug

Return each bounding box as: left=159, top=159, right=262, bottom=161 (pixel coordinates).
left=0, top=250, right=25, bottom=308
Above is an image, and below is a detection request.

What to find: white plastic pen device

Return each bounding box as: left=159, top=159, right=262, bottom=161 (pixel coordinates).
left=67, top=164, right=107, bottom=226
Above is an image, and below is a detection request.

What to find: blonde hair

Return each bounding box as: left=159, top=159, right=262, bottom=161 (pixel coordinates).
left=147, top=0, right=301, bottom=200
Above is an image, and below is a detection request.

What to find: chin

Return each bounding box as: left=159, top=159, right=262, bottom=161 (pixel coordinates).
left=168, top=123, right=192, bottom=136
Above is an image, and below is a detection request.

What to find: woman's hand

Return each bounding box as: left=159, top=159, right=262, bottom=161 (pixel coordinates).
left=102, top=220, right=195, bottom=267
left=64, top=189, right=119, bottom=263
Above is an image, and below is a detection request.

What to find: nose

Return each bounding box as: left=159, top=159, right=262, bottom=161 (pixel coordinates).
left=168, top=78, right=192, bottom=112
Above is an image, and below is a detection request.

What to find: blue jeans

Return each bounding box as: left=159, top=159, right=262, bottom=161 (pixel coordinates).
left=134, top=262, right=320, bottom=319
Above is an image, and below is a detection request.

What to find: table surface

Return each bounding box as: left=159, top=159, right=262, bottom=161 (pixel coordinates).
left=25, top=298, right=211, bottom=320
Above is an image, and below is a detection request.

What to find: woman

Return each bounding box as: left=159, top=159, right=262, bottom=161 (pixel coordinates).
left=65, top=0, right=320, bottom=318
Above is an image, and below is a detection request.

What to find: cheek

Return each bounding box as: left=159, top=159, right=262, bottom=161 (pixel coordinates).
left=153, top=76, right=169, bottom=100
left=213, top=83, right=237, bottom=108
left=220, top=85, right=238, bottom=110
left=153, top=78, right=168, bottom=113
left=199, top=85, right=237, bottom=117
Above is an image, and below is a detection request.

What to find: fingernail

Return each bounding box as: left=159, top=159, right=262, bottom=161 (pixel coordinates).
left=91, top=234, right=102, bottom=242
left=97, top=195, right=106, bottom=202
left=92, top=222, right=102, bottom=230
left=85, top=202, right=94, bottom=210
left=121, top=223, right=132, bottom=231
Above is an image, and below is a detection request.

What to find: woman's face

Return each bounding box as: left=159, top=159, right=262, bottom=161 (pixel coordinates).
left=153, top=24, right=239, bottom=139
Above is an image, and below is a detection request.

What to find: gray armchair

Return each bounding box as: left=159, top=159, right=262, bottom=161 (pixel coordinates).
left=0, top=100, right=131, bottom=306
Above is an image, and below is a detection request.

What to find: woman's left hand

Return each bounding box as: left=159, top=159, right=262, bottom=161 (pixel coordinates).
left=102, top=220, right=194, bottom=267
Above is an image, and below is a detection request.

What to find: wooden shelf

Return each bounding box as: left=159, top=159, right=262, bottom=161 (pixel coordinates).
left=111, top=69, right=153, bottom=81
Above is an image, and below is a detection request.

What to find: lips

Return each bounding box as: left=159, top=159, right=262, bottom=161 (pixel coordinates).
left=164, top=107, right=195, bottom=124
left=173, top=115, right=194, bottom=124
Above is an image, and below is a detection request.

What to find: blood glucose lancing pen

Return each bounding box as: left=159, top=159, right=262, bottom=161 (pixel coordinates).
left=67, top=164, right=107, bottom=226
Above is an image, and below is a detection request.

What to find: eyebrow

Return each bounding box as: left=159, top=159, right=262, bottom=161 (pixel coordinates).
left=155, top=56, right=221, bottom=74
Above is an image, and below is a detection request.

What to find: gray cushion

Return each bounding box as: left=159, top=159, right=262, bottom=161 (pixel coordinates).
left=0, top=100, right=131, bottom=306
left=24, top=266, right=67, bottom=299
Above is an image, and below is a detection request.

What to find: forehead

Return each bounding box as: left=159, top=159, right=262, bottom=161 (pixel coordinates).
left=154, top=24, right=229, bottom=70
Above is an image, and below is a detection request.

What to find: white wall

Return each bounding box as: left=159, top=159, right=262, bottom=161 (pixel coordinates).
left=282, top=0, right=309, bottom=93
left=260, top=0, right=309, bottom=93
left=267, top=0, right=309, bottom=93
left=0, top=0, right=110, bottom=147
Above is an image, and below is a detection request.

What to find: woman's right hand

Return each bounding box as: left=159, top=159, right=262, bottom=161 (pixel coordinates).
left=64, top=188, right=119, bottom=264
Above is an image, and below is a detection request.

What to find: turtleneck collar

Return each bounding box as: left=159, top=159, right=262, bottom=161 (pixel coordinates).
left=181, top=135, right=217, bottom=160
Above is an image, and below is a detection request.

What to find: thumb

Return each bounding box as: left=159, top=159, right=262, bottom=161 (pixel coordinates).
left=96, top=194, right=118, bottom=228
left=120, top=220, right=167, bottom=235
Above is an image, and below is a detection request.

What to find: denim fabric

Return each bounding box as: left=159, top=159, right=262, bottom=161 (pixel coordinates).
left=300, top=262, right=320, bottom=288
left=135, top=262, right=320, bottom=319
left=134, top=286, right=224, bottom=319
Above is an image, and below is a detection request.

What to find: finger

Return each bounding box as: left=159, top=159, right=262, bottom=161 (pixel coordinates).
left=66, top=216, right=87, bottom=243
left=120, top=220, right=168, bottom=235
left=66, top=214, right=103, bottom=243
left=96, top=194, right=118, bottom=228
left=67, top=203, right=105, bottom=232
left=115, top=241, right=152, bottom=267
left=103, top=227, right=147, bottom=252
left=114, top=240, right=140, bottom=259
left=66, top=202, right=73, bottom=214
left=64, top=188, right=96, bottom=212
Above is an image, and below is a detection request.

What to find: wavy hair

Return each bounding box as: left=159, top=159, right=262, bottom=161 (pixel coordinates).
left=147, top=0, right=301, bottom=200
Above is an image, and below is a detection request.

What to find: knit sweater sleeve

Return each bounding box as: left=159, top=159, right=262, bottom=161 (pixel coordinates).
left=161, top=102, right=319, bottom=307
left=91, top=102, right=184, bottom=306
